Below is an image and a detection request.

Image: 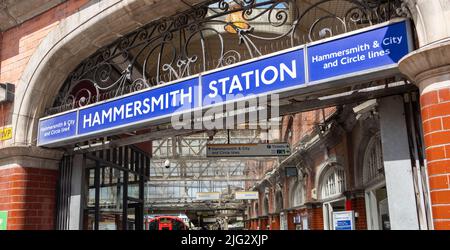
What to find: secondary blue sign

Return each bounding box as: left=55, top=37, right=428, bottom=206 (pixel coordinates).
left=333, top=211, right=355, bottom=230
left=38, top=19, right=412, bottom=147
left=38, top=111, right=77, bottom=145
left=335, top=220, right=352, bottom=230
left=308, top=21, right=410, bottom=82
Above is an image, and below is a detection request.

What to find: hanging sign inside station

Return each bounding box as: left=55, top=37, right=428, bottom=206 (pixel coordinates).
left=203, top=217, right=218, bottom=223
left=196, top=192, right=221, bottom=201
left=235, top=191, right=259, bottom=200
left=333, top=211, right=355, bottom=230
left=206, top=143, right=291, bottom=157
left=37, top=19, right=412, bottom=147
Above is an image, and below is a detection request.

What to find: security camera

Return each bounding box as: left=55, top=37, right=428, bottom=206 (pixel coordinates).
left=164, top=159, right=170, bottom=169
left=206, top=130, right=217, bottom=141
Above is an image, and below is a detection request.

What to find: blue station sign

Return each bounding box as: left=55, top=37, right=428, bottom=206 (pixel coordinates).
left=78, top=77, right=200, bottom=136
left=38, top=19, right=413, bottom=147
left=202, top=48, right=305, bottom=107
left=308, top=20, right=410, bottom=82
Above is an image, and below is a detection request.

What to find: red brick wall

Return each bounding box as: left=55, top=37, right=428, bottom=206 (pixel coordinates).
left=420, top=88, right=450, bottom=229
left=252, top=219, right=258, bottom=230
left=289, top=107, right=337, bottom=146
left=269, top=215, right=280, bottom=230
left=351, top=197, right=367, bottom=230
left=308, top=206, right=324, bottom=230
left=244, top=220, right=250, bottom=229
left=287, top=212, right=295, bottom=230
left=259, top=217, right=268, bottom=230
left=0, top=166, right=58, bottom=230
left=248, top=220, right=253, bottom=229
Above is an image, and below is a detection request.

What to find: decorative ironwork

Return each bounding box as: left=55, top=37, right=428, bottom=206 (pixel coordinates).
left=47, top=0, right=409, bottom=115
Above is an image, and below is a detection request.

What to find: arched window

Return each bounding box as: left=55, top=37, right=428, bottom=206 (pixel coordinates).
left=363, top=133, right=385, bottom=186
left=254, top=202, right=259, bottom=217
left=274, top=190, right=283, bottom=213
left=320, top=165, right=346, bottom=200
left=290, top=180, right=305, bottom=207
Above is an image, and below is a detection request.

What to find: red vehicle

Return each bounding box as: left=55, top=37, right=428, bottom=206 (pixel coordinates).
left=146, top=216, right=189, bottom=230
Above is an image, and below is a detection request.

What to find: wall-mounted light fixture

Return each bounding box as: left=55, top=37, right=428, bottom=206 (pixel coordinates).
left=0, top=83, right=14, bottom=104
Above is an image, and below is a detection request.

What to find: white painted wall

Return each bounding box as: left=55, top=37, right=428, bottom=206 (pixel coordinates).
left=378, top=95, right=419, bottom=230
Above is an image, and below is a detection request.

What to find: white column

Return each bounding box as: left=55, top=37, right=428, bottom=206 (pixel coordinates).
left=378, top=95, right=419, bottom=230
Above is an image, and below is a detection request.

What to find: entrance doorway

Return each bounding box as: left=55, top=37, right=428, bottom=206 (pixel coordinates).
left=365, top=183, right=390, bottom=230
left=82, top=146, right=149, bottom=230
left=362, top=133, right=391, bottom=230
left=322, top=198, right=346, bottom=230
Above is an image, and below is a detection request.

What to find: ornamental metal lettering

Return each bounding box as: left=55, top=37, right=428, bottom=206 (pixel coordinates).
left=47, top=0, right=409, bottom=116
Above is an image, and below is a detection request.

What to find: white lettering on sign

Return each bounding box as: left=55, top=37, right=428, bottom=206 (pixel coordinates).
left=206, top=143, right=291, bottom=157
left=82, top=87, right=193, bottom=129
left=207, top=60, right=297, bottom=98
left=382, top=36, right=402, bottom=45
left=311, top=43, right=371, bottom=63
left=235, top=191, right=259, bottom=200
left=40, top=119, right=76, bottom=137
left=311, top=36, right=404, bottom=70
left=196, top=192, right=220, bottom=200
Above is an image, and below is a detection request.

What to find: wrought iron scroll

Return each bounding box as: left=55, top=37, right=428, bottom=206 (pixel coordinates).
left=48, top=0, right=409, bottom=115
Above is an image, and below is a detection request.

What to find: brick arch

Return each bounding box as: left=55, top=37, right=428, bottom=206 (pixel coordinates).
left=11, top=0, right=202, bottom=147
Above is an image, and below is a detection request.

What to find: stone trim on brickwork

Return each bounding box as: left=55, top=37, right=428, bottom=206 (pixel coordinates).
left=399, top=41, right=450, bottom=92
left=0, top=146, right=63, bottom=170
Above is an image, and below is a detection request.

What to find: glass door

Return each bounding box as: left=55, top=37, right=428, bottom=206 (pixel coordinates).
left=365, top=184, right=390, bottom=230
left=83, top=157, right=124, bottom=230
left=81, top=146, right=148, bottom=230
left=127, top=202, right=144, bottom=230
left=323, top=198, right=346, bottom=230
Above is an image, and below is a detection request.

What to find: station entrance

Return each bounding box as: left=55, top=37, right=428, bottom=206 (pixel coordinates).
left=40, top=0, right=432, bottom=230
left=83, top=146, right=148, bottom=230
left=54, top=88, right=429, bottom=230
